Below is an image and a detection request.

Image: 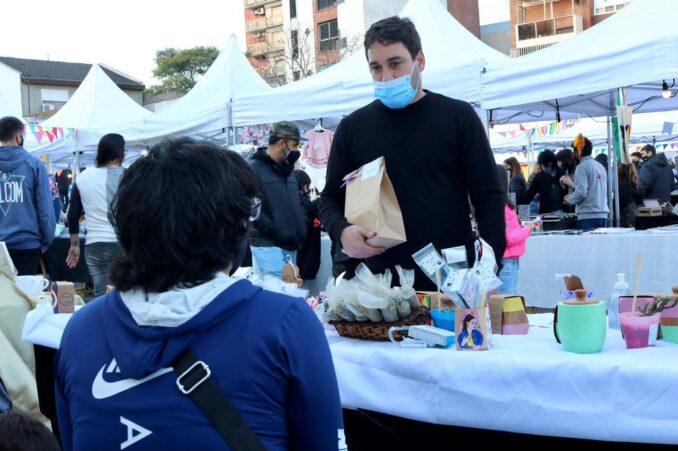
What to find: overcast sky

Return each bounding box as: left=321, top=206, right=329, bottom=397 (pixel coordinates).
left=0, top=0, right=246, bottom=86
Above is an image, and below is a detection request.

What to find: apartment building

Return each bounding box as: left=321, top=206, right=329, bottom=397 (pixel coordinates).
left=244, top=0, right=286, bottom=85
left=246, top=0, right=481, bottom=83
left=479, top=0, right=630, bottom=57
left=509, top=0, right=631, bottom=57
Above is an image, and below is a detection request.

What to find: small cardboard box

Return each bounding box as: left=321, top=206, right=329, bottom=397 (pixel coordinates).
left=455, top=306, right=492, bottom=351
left=488, top=294, right=529, bottom=335
left=52, top=281, right=75, bottom=313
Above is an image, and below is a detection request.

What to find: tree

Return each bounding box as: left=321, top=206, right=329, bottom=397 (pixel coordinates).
left=148, top=46, right=219, bottom=95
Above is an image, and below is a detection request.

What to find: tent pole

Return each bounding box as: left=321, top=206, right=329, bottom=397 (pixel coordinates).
left=227, top=99, right=233, bottom=148
left=608, top=93, right=615, bottom=226
left=483, top=109, right=491, bottom=139
left=614, top=87, right=628, bottom=228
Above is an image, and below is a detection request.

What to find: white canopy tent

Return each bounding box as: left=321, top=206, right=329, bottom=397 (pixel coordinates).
left=490, top=111, right=678, bottom=153
left=233, top=0, right=508, bottom=127
left=29, top=64, right=152, bottom=165
left=118, top=34, right=271, bottom=146
left=481, top=0, right=678, bottom=123
left=41, top=65, right=152, bottom=131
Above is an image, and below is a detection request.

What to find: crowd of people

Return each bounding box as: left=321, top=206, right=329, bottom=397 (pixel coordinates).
left=0, top=13, right=677, bottom=451
left=504, top=141, right=676, bottom=229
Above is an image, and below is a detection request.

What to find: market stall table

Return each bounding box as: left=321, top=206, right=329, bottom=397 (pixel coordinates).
left=516, top=232, right=678, bottom=308
left=635, top=215, right=678, bottom=230
left=328, top=314, right=678, bottom=446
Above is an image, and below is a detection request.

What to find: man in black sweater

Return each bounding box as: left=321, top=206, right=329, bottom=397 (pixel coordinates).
left=319, top=17, right=505, bottom=291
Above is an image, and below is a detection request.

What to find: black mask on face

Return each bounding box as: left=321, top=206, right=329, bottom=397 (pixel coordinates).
left=283, top=141, right=300, bottom=165
left=17, top=135, right=24, bottom=147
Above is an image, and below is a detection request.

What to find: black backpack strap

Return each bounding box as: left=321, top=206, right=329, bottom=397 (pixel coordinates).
left=173, top=349, right=266, bottom=451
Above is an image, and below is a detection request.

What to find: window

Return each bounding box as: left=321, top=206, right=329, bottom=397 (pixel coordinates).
left=593, top=0, right=631, bottom=15
left=317, top=0, right=336, bottom=11
left=318, top=20, right=339, bottom=52
left=291, top=30, right=299, bottom=59
left=290, top=0, right=296, bottom=19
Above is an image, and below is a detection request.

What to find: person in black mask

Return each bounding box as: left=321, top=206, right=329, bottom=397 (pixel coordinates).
left=520, top=149, right=566, bottom=214
left=249, top=121, right=308, bottom=278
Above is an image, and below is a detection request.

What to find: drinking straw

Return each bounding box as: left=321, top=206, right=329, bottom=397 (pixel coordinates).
left=631, top=251, right=643, bottom=314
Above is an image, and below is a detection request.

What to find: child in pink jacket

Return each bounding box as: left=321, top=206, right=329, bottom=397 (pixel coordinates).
left=496, top=165, right=533, bottom=294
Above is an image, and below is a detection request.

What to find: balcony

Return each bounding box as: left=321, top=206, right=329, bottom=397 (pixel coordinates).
left=246, top=15, right=283, bottom=32
left=516, top=14, right=583, bottom=48
left=248, top=40, right=285, bottom=56
left=245, top=0, right=280, bottom=7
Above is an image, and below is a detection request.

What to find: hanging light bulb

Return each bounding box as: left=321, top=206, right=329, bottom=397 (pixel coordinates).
left=662, top=81, right=672, bottom=99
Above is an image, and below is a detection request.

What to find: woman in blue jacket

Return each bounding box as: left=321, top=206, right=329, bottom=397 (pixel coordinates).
left=55, top=139, right=344, bottom=451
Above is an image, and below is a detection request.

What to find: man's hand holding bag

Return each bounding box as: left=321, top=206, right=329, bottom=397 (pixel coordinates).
left=343, top=156, right=407, bottom=252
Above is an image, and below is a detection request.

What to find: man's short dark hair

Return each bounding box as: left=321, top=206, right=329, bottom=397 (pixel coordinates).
left=631, top=151, right=643, bottom=159
left=0, top=116, right=24, bottom=142
left=0, top=410, right=60, bottom=451
left=96, top=133, right=125, bottom=167
left=641, top=144, right=656, bottom=156
left=109, top=138, right=260, bottom=292
left=364, top=17, right=422, bottom=60
left=579, top=138, right=593, bottom=157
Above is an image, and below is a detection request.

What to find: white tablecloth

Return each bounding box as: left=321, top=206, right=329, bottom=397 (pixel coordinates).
left=517, top=233, right=678, bottom=308
left=327, top=314, right=678, bottom=445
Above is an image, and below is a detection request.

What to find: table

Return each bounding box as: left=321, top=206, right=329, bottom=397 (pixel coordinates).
left=635, top=215, right=678, bottom=230
left=517, top=233, right=678, bottom=308
left=328, top=314, right=678, bottom=445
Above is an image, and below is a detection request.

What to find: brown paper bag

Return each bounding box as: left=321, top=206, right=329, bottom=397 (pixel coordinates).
left=343, top=157, right=406, bottom=249
left=282, top=261, right=303, bottom=288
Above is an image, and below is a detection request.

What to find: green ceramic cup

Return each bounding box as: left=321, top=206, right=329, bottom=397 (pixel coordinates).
left=554, top=301, right=607, bottom=354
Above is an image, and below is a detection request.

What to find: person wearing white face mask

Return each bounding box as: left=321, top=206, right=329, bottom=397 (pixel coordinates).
left=319, top=17, right=505, bottom=291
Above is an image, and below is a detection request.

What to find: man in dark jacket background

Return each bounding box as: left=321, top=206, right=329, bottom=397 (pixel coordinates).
left=0, top=116, right=55, bottom=275
left=249, top=122, right=307, bottom=277
left=639, top=144, right=675, bottom=204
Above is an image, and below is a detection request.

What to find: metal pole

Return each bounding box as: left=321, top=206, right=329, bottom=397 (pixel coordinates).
left=607, top=94, right=615, bottom=226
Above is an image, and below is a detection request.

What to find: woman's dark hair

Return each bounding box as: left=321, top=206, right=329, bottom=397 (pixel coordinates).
left=595, top=153, right=608, bottom=172
left=0, top=116, right=23, bottom=142
left=0, top=411, right=61, bottom=451
left=503, top=157, right=522, bottom=178
left=537, top=149, right=557, bottom=169
left=109, top=139, right=260, bottom=292
left=462, top=314, right=475, bottom=332
left=496, top=164, right=514, bottom=209
left=294, top=169, right=311, bottom=190
left=96, top=133, right=126, bottom=167
left=364, top=17, right=422, bottom=60
left=556, top=148, right=578, bottom=172
left=619, top=163, right=639, bottom=190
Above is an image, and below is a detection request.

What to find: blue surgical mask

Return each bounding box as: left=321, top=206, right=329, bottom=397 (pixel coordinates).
left=374, top=62, right=420, bottom=109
